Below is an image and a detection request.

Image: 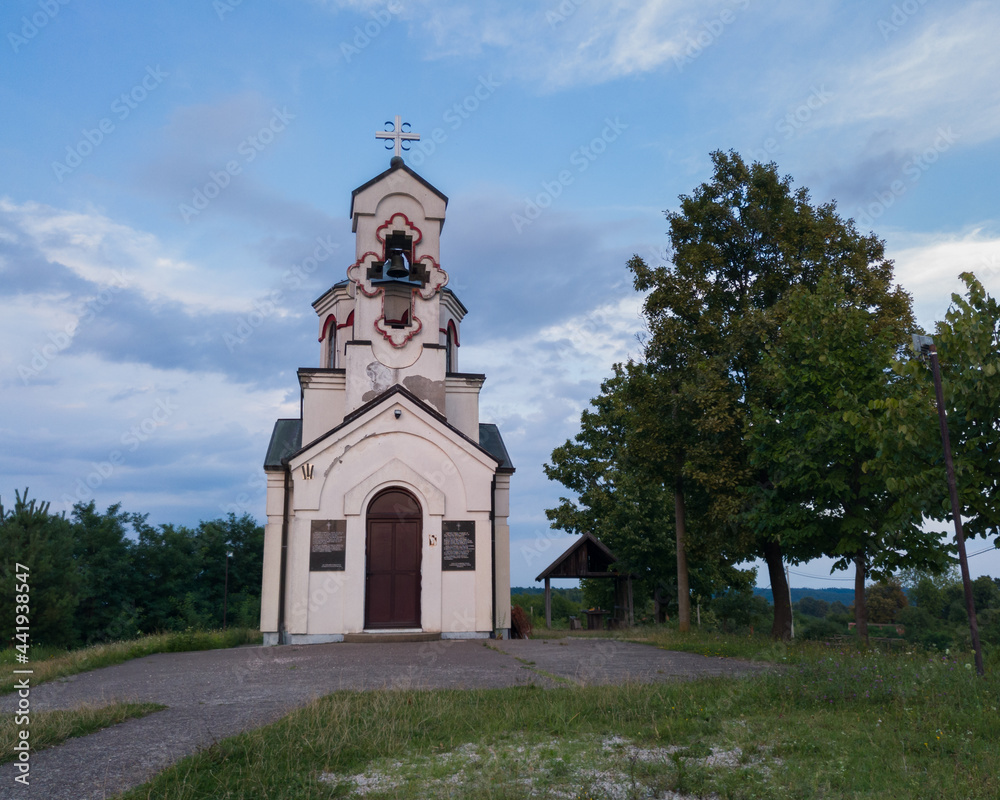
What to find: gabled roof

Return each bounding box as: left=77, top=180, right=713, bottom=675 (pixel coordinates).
left=349, top=159, right=448, bottom=219
left=263, top=385, right=508, bottom=473
left=535, top=532, right=621, bottom=581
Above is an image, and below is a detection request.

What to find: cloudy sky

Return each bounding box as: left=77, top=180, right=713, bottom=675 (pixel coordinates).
left=2, top=0, right=999, bottom=590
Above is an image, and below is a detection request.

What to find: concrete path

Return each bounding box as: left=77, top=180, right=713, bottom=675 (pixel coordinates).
left=0, top=637, right=766, bottom=799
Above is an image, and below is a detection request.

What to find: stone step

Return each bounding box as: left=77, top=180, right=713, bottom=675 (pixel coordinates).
left=343, top=632, right=442, bottom=643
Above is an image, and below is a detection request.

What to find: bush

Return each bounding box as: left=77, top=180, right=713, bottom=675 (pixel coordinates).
left=897, top=606, right=955, bottom=651
left=798, top=616, right=845, bottom=641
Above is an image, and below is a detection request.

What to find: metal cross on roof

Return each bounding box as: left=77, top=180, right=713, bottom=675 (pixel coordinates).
left=375, top=115, right=420, bottom=158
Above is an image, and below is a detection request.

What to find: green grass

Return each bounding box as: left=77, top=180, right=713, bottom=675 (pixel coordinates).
left=1, top=701, right=165, bottom=763
left=0, top=628, right=262, bottom=695
left=532, top=623, right=799, bottom=662
left=116, top=643, right=1000, bottom=800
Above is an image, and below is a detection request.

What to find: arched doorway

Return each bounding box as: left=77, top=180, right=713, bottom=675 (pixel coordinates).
left=365, top=488, right=422, bottom=629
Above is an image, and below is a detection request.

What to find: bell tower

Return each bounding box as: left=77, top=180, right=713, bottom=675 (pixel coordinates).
left=308, top=121, right=469, bottom=440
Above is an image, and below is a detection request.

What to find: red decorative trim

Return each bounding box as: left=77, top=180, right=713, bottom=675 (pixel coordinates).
left=318, top=314, right=336, bottom=342
left=337, top=310, right=354, bottom=329
left=375, top=212, right=423, bottom=254
left=373, top=287, right=423, bottom=348
left=346, top=251, right=383, bottom=297
left=412, top=254, right=448, bottom=299
left=439, top=320, right=460, bottom=346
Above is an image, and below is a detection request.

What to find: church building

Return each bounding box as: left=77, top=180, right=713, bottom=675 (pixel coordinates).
left=259, top=123, right=514, bottom=644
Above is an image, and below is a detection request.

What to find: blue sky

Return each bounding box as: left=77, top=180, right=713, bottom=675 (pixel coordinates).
left=2, top=0, right=999, bottom=590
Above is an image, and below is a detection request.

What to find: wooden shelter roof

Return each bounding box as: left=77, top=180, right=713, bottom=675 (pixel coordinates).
left=535, top=532, right=623, bottom=581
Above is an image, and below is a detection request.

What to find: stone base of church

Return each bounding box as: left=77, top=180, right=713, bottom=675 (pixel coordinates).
left=261, top=630, right=500, bottom=645
left=262, top=632, right=346, bottom=646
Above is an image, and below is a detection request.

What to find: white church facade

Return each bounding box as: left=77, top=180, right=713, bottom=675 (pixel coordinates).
left=259, top=136, right=514, bottom=645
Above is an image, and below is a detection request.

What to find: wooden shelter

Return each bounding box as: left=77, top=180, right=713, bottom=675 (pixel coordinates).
left=535, top=533, right=634, bottom=628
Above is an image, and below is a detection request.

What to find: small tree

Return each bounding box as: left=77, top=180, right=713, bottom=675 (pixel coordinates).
left=866, top=580, right=909, bottom=624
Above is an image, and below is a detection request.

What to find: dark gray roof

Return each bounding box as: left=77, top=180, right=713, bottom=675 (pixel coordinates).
left=535, top=532, right=620, bottom=582
left=479, top=423, right=514, bottom=472
left=349, top=160, right=448, bottom=219
left=264, top=419, right=302, bottom=470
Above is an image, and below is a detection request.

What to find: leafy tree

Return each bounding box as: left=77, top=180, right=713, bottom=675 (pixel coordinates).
left=629, top=151, right=913, bottom=639
left=1, top=490, right=81, bottom=648
left=828, top=600, right=850, bottom=617
left=545, top=365, right=678, bottom=611
left=195, top=514, right=264, bottom=629
left=545, top=363, right=751, bottom=623
left=132, top=522, right=205, bottom=631
left=70, top=501, right=142, bottom=643
left=795, top=596, right=830, bottom=618
left=931, top=273, right=1000, bottom=543
left=866, top=580, right=909, bottom=624
left=131, top=513, right=263, bottom=632
left=745, top=274, right=945, bottom=641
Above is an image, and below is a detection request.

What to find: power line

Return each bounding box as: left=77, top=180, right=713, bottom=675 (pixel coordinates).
left=787, top=568, right=855, bottom=582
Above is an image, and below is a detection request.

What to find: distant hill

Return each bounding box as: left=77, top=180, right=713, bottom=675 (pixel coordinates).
left=516, top=585, right=856, bottom=605
left=754, top=587, right=855, bottom=605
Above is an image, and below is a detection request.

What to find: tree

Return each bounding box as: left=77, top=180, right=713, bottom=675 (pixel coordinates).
left=796, top=596, right=830, bottom=618
left=866, top=579, right=909, bottom=624
left=545, top=365, right=678, bottom=610
left=629, top=150, right=913, bottom=639
left=545, top=362, right=752, bottom=621
left=745, top=274, right=946, bottom=642
left=1, top=490, right=81, bottom=648
left=933, top=273, right=1000, bottom=544
left=71, top=501, right=142, bottom=643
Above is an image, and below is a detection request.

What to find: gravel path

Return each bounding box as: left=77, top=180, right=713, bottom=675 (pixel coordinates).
left=0, top=637, right=766, bottom=799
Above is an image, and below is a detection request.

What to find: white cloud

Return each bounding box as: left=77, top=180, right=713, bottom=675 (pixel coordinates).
left=836, top=3, right=1000, bottom=146
left=834, top=3, right=1000, bottom=148
left=886, top=227, right=1000, bottom=327
left=1, top=198, right=283, bottom=313
left=321, top=0, right=730, bottom=88
left=0, top=350, right=294, bottom=521
left=751, top=0, right=1000, bottom=179
left=467, top=295, right=646, bottom=424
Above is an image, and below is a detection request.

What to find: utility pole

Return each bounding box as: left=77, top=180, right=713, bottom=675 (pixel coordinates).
left=913, top=335, right=984, bottom=676
left=786, top=565, right=794, bottom=639
left=223, top=550, right=233, bottom=631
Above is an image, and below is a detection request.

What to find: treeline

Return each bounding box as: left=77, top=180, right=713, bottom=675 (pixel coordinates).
left=795, top=575, right=1000, bottom=650
left=511, top=588, right=584, bottom=626
left=1, top=490, right=263, bottom=649
left=545, top=151, right=1000, bottom=641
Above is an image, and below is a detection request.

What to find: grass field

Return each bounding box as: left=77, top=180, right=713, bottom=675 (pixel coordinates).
left=0, top=628, right=262, bottom=696
left=1, top=701, right=165, bottom=764
left=113, top=637, right=999, bottom=800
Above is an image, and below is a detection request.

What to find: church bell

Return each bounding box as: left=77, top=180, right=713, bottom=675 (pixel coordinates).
left=385, top=248, right=409, bottom=279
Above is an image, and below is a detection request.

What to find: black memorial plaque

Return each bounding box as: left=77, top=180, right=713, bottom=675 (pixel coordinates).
left=441, top=521, right=475, bottom=571
left=310, top=519, right=346, bottom=571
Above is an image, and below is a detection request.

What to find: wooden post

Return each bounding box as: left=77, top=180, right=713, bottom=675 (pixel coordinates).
left=627, top=576, right=634, bottom=626
left=544, top=577, right=551, bottom=629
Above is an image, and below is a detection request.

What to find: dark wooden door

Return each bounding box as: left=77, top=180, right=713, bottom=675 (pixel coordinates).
left=365, top=490, right=421, bottom=628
